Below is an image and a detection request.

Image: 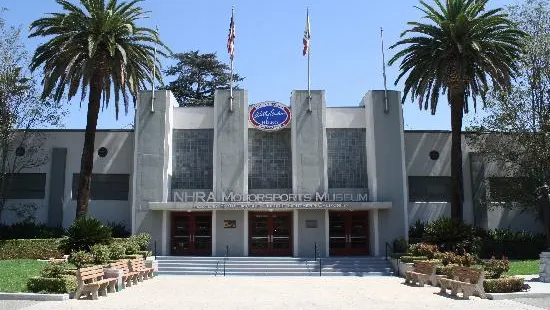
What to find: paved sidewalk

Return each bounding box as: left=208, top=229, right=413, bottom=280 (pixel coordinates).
left=4, top=276, right=550, bottom=310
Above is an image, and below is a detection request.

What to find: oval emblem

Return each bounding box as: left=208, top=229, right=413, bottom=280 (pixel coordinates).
left=249, top=101, right=291, bottom=131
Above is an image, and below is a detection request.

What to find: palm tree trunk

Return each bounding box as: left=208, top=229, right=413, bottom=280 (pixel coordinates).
left=75, top=70, right=102, bottom=218
left=450, top=89, right=464, bottom=221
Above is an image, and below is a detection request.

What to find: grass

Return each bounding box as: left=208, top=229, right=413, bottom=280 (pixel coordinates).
left=0, top=259, right=47, bottom=292
left=504, top=259, right=540, bottom=276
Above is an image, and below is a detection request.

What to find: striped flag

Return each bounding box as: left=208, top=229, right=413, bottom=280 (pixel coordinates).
left=227, top=9, right=235, bottom=60
left=303, top=9, right=310, bottom=56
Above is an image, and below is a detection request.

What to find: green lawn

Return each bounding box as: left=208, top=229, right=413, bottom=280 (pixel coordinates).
left=504, top=260, right=540, bottom=276
left=0, top=260, right=47, bottom=292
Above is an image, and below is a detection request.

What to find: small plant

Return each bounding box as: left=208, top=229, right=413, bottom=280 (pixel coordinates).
left=393, top=238, right=408, bottom=253
left=68, top=251, right=93, bottom=268
left=483, top=277, right=526, bottom=293
left=91, top=244, right=111, bottom=265
left=40, top=262, right=68, bottom=278
left=106, top=222, right=131, bottom=238
left=408, top=219, right=425, bottom=242
left=122, top=239, right=140, bottom=255
left=435, top=251, right=462, bottom=266
left=109, top=243, right=126, bottom=260
left=130, top=233, right=151, bottom=251
left=459, top=252, right=479, bottom=267
left=483, top=257, right=510, bottom=279
left=408, top=242, right=439, bottom=259
left=60, top=216, right=112, bottom=253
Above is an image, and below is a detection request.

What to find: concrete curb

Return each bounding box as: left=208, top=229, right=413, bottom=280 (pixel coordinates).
left=0, top=292, right=69, bottom=301
left=487, top=292, right=550, bottom=300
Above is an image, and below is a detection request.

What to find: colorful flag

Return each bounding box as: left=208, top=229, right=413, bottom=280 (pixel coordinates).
left=227, top=9, right=235, bottom=60
left=303, top=9, right=310, bottom=56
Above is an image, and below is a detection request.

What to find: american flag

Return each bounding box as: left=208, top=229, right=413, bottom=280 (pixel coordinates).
left=227, top=10, right=235, bottom=60
left=303, top=9, right=310, bottom=56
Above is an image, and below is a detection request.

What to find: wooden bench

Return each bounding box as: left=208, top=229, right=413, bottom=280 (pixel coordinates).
left=109, top=260, right=139, bottom=288
left=439, top=266, right=486, bottom=299
left=405, top=261, right=437, bottom=286
left=129, top=258, right=155, bottom=281
left=75, top=265, right=117, bottom=300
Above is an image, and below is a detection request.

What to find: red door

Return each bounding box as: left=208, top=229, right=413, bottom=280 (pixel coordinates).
left=249, top=212, right=292, bottom=256
left=171, top=212, right=212, bottom=256
left=329, top=211, right=369, bottom=256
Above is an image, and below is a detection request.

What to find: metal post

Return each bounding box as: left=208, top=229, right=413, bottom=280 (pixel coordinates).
left=380, top=27, right=389, bottom=114
left=314, top=242, right=317, bottom=261
left=319, top=258, right=322, bottom=276
left=154, top=240, right=157, bottom=260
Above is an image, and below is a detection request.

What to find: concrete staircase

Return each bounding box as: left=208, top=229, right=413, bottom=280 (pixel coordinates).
left=157, top=256, right=393, bottom=276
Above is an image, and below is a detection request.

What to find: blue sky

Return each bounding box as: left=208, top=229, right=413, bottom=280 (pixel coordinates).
left=4, top=0, right=514, bottom=130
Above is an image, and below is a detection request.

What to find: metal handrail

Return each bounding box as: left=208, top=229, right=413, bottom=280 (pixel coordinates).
left=215, top=260, right=220, bottom=276
left=223, top=245, right=230, bottom=276
left=385, top=241, right=400, bottom=275
left=385, top=242, right=393, bottom=260
left=314, top=242, right=318, bottom=261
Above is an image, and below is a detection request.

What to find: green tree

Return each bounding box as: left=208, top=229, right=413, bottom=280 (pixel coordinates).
left=0, top=11, right=64, bottom=223
left=389, top=0, right=524, bottom=220
left=163, top=51, right=243, bottom=107
left=29, top=0, right=169, bottom=218
left=468, top=0, right=550, bottom=246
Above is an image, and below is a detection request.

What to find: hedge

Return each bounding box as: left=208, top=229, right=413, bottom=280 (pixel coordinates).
left=399, top=256, right=428, bottom=263
left=483, top=277, right=526, bottom=293
left=27, top=276, right=77, bottom=294
left=0, top=239, right=63, bottom=260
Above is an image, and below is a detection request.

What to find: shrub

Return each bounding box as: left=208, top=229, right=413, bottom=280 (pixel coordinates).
left=408, top=243, right=439, bottom=259
left=137, top=250, right=152, bottom=259
left=423, top=218, right=481, bottom=255
left=68, top=251, right=94, bottom=268
left=479, top=229, right=547, bottom=259
left=0, top=239, right=63, bottom=260
left=27, top=276, right=77, bottom=294
left=459, top=252, right=479, bottom=267
left=40, top=262, right=68, bottom=278
left=122, top=240, right=140, bottom=255
left=106, top=222, right=131, bottom=238
left=483, top=277, right=527, bottom=293
left=0, top=223, right=65, bottom=240
left=60, top=216, right=112, bottom=253
left=399, top=255, right=428, bottom=263
left=109, top=243, right=126, bottom=260
left=91, top=244, right=111, bottom=265
left=130, top=233, right=151, bottom=251
left=436, top=264, right=458, bottom=277
left=435, top=252, right=462, bottom=266
left=393, top=238, right=408, bottom=253
left=483, top=257, right=510, bottom=279
left=408, top=220, right=425, bottom=244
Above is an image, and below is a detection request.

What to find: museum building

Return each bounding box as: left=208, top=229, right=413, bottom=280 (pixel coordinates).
left=4, top=89, right=543, bottom=257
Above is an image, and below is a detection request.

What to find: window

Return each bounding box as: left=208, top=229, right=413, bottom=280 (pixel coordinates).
left=172, top=129, right=213, bottom=189
left=488, top=177, right=534, bottom=203
left=72, top=174, right=129, bottom=201
left=248, top=129, right=292, bottom=189
left=408, top=176, right=451, bottom=202
left=327, top=129, right=367, bottom=188
left=2, top=173, right=46, bottom=199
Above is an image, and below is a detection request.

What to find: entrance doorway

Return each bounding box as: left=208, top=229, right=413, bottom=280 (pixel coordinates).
left=249, top=212, right=292, bottom=256
left=329, top=211, right=369, bottom=256
left=171, top=212, right=212, bottom=256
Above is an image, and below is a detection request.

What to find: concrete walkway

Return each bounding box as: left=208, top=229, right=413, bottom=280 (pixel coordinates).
left=5, top=276, right=550, bottom=310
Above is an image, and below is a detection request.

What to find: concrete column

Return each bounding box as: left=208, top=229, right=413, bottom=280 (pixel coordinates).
left=133, top=90, right=175, bottom=249
left=363, top=90, right=408, bottom=255
left=324, top=209, right=330, bottom=257
left=291, top=90, right=328, bottom=195
left=213, top=89, right=248, bottom=200
left=48, top=148, right=67, bottom=227
left=212, top=210, right=217, bottom=256
left=161, top=210, right=168, bottom=255
left=293, top=209, right=299, bottom=257
left=243, top=210, right=249, bottom=256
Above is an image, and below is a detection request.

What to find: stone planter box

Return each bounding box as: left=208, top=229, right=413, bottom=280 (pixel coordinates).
left=104, top=267, right=125, bottom=291
left=540, top=252, right=550, bottom=283
left=390, top=259, right=413, bottom=277
left=146, top=257, right=158, bottom=274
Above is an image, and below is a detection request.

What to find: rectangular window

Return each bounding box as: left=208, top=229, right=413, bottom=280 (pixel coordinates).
left=172, top=129, right=214, bottom=189
left=327, top=129, right=367, bottom=188
left=408, top=176, right=451, bottom=202
left=488, top=177, right=534, bottom=203
left=248, top=129, right=292, bottom=189
left=72, top=174, right=129, bottom=201
left=2, top=173, right=46, bottom=199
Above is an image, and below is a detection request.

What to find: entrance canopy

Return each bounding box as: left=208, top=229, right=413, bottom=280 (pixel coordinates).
left=149, top=201, right=392, bottom=211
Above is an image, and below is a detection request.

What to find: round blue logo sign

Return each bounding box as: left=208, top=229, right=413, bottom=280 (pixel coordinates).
left=249, top=101, right=291, bottom=131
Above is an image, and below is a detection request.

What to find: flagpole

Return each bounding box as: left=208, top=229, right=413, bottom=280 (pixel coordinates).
left=151, top=26, right=158, bottom=113
left=229, top=7, right=234, bottom=112
left=381, top=27, right=389, bottom=114
left=306, top=8, right=311, bottom=112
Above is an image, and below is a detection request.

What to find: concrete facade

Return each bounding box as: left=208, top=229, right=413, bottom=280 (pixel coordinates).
left=1, top=88, right=543, bottom=258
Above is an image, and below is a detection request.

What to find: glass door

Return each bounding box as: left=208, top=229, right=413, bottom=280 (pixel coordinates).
left=329, top=211, right=369, bottom=256
left=329, top=212, right=347, bottom=256
left=171, top=212, right=212, bottom=256
left=249, top=212, right=292, bottom=256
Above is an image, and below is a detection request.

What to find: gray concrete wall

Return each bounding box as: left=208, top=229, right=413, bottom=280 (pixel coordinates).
left=364, top=90, right=408, bottom=255
left=213, top=89, right=248, bottom=200
left=47, top=148, right=66, bottom=227
left=297, top=210, right=326, bottom=257
left=133, top=91, right=174, bottom=254
left=291, top=90, right=328, bottom=195
left=216, top=210, right=245, bottom=256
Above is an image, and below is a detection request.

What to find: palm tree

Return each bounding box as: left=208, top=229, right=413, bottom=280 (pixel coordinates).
left=29, top=0, right=169, bottom=218
left=389, top=0, right=524, bottom=220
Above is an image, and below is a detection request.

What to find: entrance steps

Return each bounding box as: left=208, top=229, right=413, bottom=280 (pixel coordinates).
left=156, top=256, right=393, bottom=276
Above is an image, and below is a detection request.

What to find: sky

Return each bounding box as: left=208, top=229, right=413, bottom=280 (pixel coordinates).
left=3, top=0, right=516, bottom=130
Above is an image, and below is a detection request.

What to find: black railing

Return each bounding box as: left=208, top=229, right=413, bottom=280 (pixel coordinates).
left=385, top=241, right=400, bottom=275
left=223, top=245, right=230, bottom=276
left=154, top=240, right=157, bottom=260
left=313, top=242, right=322, bottom=276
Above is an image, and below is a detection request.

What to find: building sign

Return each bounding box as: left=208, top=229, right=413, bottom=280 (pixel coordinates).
left=249, top=101, right=291, bottom=131
left=172, top=191, right=368, bottom=203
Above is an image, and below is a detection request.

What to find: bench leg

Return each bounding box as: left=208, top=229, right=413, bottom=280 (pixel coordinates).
left=74, top=286, right=83, bottom=300
left=108, top=282, right=116, bottom=293
left=451, top=283, right=458, bottom=296
left=91, top=289, right=99, bottom=300
left=440, top=283, right=447, bottom=294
